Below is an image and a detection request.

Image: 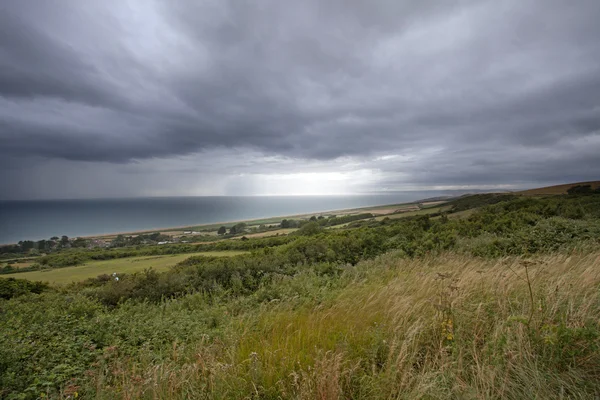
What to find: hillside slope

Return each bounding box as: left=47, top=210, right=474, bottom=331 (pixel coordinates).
left=518, top=181, right=600, bottom=195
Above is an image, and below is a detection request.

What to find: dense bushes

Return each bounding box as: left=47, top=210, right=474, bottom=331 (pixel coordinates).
left=0, top=291, right=226, bottom=397
left=567, top=184, right=600, bottom=194
left=81, top=228, right=387, bottom=306
left=0, top=277, right=49, bottom=299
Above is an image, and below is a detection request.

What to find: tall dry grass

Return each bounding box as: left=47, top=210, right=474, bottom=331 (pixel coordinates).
left=91, top=251, right=600, bottom=399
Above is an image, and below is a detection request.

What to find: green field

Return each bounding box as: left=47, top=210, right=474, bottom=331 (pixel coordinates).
left=234, top=228, right=298, bottom=238
left=325, top=207, right=447, bottom=229
left=326, top=205, right=462, bottom=228
left=6, top=251, right=246, bottom=284
left=373, top=205, right=449, bottom=221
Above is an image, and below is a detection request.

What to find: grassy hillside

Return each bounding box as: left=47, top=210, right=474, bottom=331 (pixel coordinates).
left=2, top=250, right=599, bottom=399
left=518, top=181, right=600, bottom=195
left=2, top=193, right=600, bottom=398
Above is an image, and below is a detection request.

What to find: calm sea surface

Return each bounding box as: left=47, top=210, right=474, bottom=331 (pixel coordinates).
left=0, top=192, right=454, bottom=244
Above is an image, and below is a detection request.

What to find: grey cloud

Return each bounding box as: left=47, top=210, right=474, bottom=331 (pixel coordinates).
left=0, top=8, right=128, bottom=109
left=0, top=0, right=599, bottom=198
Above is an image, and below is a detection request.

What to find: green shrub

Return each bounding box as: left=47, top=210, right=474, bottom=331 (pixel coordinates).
left=0, top=277, right=49, bottom=299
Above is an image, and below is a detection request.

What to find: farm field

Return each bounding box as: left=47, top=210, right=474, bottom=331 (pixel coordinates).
left=373, top=205, right=449, bottom=221
left=232, top=228, right=298, bottom=239
left=5, top=251, right=246, bottom=284
left=2, top=261, right=34, bottom=272
left=445, top=208, right=477, bottom=219
left=326, top=206, right=449, bottom=229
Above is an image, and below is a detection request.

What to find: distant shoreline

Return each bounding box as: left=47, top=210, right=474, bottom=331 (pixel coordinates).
left=79, top=200, right=431, bottom=239
left=2, top=197, right=450, bottom=245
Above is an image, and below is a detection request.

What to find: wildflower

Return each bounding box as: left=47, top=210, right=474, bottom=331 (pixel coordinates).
left=441, top=318, right=454, bottom=341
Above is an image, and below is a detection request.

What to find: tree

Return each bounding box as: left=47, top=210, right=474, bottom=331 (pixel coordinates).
left=60, top=235, right=69, bottom=247
left=72, top=237, right=88, bottom=248
left=149, top=232, right=162, bottom=240
left=297, top=221, right=323, bottom=236
left=112, top=234, right=126, bottom=247
left=229, top=223, right=247, bottom=235
left=218, top=226, right=227, bottom=235
left=18, top=241, right=35, bottom=251
left=309, top=216, right=317, bottom=222
left=281, top=219, right=300, bottom=228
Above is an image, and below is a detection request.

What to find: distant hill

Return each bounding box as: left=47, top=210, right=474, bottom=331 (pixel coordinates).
left=518, top=181, right=600, bottom=195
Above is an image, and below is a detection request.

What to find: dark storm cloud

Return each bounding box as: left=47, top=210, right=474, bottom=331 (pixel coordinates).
left=0, top=8, right=129, bottom=108
left=1, top=0, right=600, bottom=197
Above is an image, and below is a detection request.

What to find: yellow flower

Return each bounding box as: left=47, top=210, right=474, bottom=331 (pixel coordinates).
left=441, top=318, right=454, bottom=341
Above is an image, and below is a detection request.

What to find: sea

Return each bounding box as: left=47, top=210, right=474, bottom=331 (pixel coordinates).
left=0, top=192, right=458, bottom=244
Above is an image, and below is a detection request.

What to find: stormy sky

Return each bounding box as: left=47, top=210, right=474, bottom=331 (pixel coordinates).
left=1, top=0, right=599, bottom=199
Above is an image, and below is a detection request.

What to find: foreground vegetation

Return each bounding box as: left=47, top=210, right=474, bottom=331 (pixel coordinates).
left=1, top=193, right=600, bottom=398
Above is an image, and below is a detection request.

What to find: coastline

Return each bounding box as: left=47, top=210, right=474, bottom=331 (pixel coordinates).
left=79, top=200, right=426, bottom=239
left=2, top=198, right=445, bottom=245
